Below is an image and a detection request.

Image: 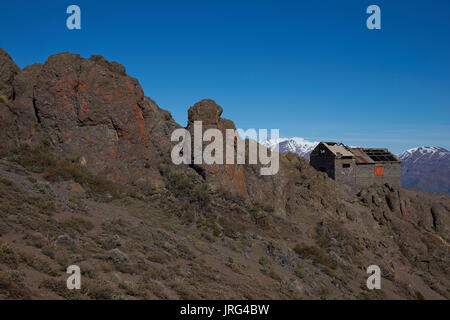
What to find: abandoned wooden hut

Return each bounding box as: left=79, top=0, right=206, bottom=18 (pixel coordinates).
left=309, top=142, right=401, bottom=189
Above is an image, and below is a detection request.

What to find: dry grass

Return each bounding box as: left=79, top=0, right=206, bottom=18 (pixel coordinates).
left=0, top=144, right=446, bottom=300
left=9, top=144, right=121, bottom=198
left=61, top=217, right=94, bottom=235
left=164, top=169, right=210, bottom=208
left=0, top=271, right=32, bottom=299
left=0, top=95, right=8, bottom=104
left=0, top=243, right=57, bottom=276
left=294, top=244, right=337, bottom=270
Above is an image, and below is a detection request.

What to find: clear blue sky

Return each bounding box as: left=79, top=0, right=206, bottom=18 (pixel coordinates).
left=2, top=0, right=449, bottom=154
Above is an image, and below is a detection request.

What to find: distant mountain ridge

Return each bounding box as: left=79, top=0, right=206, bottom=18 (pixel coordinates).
left=264, top=138, right=450, bottom=194
left=399, top=146, right=449, bottom=162
left=260, top=137, right=318, bottom=160
left=399, top=146, right=450, bottom=194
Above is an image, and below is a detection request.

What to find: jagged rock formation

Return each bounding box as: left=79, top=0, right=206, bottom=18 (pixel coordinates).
left=0, top=50, right=184, bottom=189
left=186, top=99, right=250, bottom=201
left=0, top=48, right=449, bottom=300
left=184, top=99, right=343, bottom=215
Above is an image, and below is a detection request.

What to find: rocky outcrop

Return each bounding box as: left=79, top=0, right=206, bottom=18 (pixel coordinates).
left=185, top=99, right=342, bottom=215
left=0, top=48, right=20, bottom=99
left=186, top=99, right=251, bottom=203
left=358, top=183, right=450, bottom=243
left=0, top=48, right=21, bottom=150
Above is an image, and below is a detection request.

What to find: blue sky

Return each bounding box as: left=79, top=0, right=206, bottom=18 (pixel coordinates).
left=2, top=0, right=449, bottom=154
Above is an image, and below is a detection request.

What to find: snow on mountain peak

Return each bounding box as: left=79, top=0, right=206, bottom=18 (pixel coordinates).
left=262, top=138, right=449, bottom=165
left=399, top=146, right=449, bottom=162
left=399, top=146, right=450, bottom=193
left=260, top=137, right=319, bottom=159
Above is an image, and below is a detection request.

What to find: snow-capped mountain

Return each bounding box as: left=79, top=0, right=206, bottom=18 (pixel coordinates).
left=263, top=138, right=450, bottom=194
left=260, top=137, right=319, bottom=160
left=399, top=146, right=450, bottom=162
left=399, top=146, right=450, bottom=194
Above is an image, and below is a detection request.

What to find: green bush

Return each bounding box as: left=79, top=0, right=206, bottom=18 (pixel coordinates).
left=165, top=171, right=210, bottom=208
left=258, top=256, right=281, bottom=281
left=294, top=264, right=307, bottom=278
left=415, top=291, right=425, bottom=300
left=258, top=256, right=272, bottom=269
left=268, top=269, right=281, bottom=281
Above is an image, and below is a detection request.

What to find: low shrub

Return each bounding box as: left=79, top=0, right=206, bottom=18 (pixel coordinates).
left=294, top=264, right=307, bottom=278
left=165, top=171, right=210, bottom=208
left=258, top=256, right=272, bottom=269
left=61, top=217, right=94, bottom=234
left=0, top=271, right=32, bottom=299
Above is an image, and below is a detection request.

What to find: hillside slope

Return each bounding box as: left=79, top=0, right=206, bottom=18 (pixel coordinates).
left=0, top=48, right=449, bottom=300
